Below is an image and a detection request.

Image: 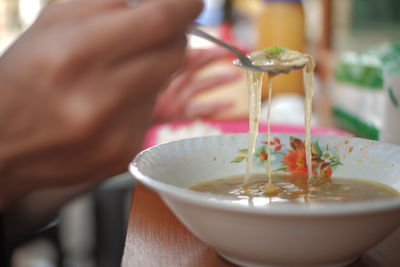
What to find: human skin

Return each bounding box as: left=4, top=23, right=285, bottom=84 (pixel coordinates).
left=154, top=47, right=241, bottom=121
left=0, top=0, right=203, bottom=210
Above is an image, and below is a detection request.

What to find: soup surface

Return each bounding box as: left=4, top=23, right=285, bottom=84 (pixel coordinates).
left=189, top=174, right=400, bottom=205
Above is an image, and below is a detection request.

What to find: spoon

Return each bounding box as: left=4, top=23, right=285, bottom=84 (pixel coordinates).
left=186, top=26, right=307, bottom=74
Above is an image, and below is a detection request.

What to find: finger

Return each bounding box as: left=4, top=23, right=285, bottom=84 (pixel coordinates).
left=185, top=101, right=234, bottom=119
left=110, top=35, right=187, bottom=99
left=38, top=0, right=123, bottom=25
left=179, top=47, right=232, bottom=75
left=161, top=48, right=236, bottom=98
left=126, top=0, right=159, bottom=6
left=64, top=36, right=187, bottom=126
left=180, top=71, right=242, bottom=102
left=59, top=38, right=186, bottom=152
left=75, top=0, right=203, bottom=60
left=159, top=71, right=193, bottom=100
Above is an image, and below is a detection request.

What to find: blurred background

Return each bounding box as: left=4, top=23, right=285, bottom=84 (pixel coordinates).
left=1, top=0, right=400, bottom=266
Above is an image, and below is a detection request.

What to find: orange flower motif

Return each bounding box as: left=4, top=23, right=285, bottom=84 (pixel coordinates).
left=232, top=136, right=342, bottom=178
left=263, top=137, right=283, bottom=152
left=275, top=144, right=283, bottom=152
left=320, top=163, right=333, bottom=178
left=282, top=149, right=317, bottom=177
left=259, top=152, right=267, bottom=161
left=321, top=167, right=332, bottom=178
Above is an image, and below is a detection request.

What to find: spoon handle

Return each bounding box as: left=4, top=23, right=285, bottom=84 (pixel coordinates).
left=186, top=26, right=252, bottom=67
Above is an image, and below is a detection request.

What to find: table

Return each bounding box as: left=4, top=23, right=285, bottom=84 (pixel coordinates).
left=122, top=184, right=400, bottom=267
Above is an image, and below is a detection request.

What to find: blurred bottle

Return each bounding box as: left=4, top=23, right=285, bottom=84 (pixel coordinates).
left=256, top=0, right=306, bottom=98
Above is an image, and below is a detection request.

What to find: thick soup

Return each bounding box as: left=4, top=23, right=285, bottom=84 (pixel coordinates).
left=189, top=174, right=399, bottom=205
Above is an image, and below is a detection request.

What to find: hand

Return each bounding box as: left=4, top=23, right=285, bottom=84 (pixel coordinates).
left=0, top=0, right=203, bottom=209
left=153, top=47, right=241, bottom=121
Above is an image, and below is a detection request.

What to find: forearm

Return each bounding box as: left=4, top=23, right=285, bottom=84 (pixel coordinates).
left=3, top=181, right=96, bottom=244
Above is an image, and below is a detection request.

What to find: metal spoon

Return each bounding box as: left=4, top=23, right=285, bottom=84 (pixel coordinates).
left=186, top=26, right=306, bottom=74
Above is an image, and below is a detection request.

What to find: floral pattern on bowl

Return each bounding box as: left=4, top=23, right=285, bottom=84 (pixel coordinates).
left=231, top=136, right=343, bottom=178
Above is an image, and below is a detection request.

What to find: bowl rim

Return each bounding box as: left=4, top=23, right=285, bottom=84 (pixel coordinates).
left=130, top=134, right=400, bottom=217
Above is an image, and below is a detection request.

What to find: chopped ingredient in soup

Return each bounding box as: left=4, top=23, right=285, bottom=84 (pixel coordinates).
left=189, top=174, right=400, bottom=205
left=247, top=46, right=310, bottom=73
left=263, top=46, right=288, bottom=56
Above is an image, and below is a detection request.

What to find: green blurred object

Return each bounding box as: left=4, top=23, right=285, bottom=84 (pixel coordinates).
left=352, top=0, right=400, bottom=29
left=382, top=44, right=400, bottom=74
left=380, top=44, right=400, bottom=143
left=334, top=46, right=394, bottom=89
left=264, top=46, right=288, bottom=56
left=332, top=108, right=379, bottom=140
left=332, top=44, right=400, bottom=140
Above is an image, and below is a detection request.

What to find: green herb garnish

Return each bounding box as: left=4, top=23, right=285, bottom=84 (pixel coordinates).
left=264, top=46, right=288, bottom=56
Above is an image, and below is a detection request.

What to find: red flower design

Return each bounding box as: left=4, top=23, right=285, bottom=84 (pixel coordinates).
left=233, top=136, right=342, bottom=179
left=290, top=137, right=304, bottom=150
left=320, top=163, right=333, bottom=178
left=259, top=152, right=267, bottom=161
left=275, top=144, right=283, bottom=152
left=282, top=149, right=317, bottom=177
left=273, top=137, right=280, bottom=144
left=263, top=137, right=283, bottom=152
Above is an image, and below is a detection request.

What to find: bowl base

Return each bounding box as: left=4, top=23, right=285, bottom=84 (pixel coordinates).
left=217, top=251, right=358, bottom=267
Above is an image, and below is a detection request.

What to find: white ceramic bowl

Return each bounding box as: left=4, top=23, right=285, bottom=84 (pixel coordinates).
left=130, top=133, right=400, bottom=267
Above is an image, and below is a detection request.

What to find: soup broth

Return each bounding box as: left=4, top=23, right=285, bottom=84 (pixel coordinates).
left=189, top=174, right=400, bottom=205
